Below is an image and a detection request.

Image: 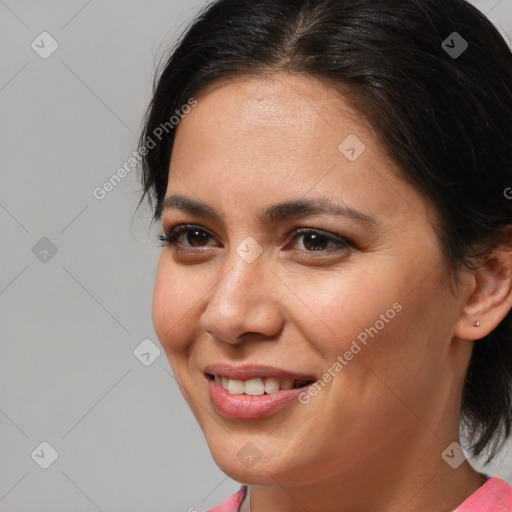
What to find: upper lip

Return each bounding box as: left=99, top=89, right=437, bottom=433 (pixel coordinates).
left=204, top=363, right=317, bottom=381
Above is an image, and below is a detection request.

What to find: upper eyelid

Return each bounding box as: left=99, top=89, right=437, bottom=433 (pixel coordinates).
left=164, top=223, right=217, bottom=240
left=162, top=223, right=349, bottom=245
left=163, top=223, right=340, bottom=237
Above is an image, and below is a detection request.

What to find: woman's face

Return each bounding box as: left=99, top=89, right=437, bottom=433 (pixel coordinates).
left=152, top=74, right=472, bottom=486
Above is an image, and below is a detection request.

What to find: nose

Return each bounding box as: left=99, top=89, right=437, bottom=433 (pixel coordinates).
left=198, top=249, right=284, bottom=345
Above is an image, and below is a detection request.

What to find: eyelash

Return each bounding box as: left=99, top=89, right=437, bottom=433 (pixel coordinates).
left=157, top=224, right=353, bottom=255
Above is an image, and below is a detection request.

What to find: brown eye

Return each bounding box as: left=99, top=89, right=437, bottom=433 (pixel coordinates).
left=158, top=225, right=216, bottom=248
left=288, top=228, right=352, bottom=253
left=158, top=225, right=353, bottom=255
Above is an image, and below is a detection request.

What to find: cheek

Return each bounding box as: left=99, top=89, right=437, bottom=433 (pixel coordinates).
left=152, top=263, right=172, bottom=346
left=293, top=259, right=448, bottom=404
left=322, top=267, right=452, bottom=427
left=289, top=264, right=402, bottom=358
left=151, top=257, right=199, bottom=356
left=299, top=254, right=441, bottom=352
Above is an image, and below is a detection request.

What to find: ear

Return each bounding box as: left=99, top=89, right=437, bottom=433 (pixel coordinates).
left=454, top=241, right=512, bottom=341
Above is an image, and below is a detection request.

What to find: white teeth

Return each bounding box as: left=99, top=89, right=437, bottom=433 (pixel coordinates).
left=264, top=377, right=280, bottom=394
left=280, top=379, right=294, bottom=390
left=244, top=378, right=265, bottom=395
left=215, top=376, right=308, bottom=395
left=227, top=378, right=245, bottom=394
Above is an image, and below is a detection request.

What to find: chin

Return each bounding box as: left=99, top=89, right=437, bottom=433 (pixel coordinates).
left=206, top=438, right=307, bottom=486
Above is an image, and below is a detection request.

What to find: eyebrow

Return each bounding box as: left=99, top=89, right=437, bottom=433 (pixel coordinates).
left=158, top=194, right=377, bottom=227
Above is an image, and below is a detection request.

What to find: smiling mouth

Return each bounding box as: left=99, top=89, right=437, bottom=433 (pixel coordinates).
left=206, top=373, right=315, bottom=395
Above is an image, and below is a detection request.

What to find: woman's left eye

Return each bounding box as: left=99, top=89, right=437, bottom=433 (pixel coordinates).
left=158, top=224, right=352, bottom=253
left=289, top=228, right=351, bottom=252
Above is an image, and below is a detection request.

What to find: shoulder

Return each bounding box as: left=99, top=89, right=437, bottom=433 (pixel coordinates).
left=455, top=477, right=512, bottom=512
left=204, top=485, right=248, bottom=512
left=201, top=478, right=512, bottom=512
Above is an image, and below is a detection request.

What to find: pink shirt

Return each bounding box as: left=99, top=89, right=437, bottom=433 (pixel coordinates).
left=206, top=477, right=512, bottom=512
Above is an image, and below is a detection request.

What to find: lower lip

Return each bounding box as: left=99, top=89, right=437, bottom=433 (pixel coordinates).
left=207, top=376, right=313, bottom=420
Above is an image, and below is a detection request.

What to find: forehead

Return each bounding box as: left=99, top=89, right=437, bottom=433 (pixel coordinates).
left=166, top=74, right=436, bottom=230
left=185, top=73, right=369, bottom=143
left=171, top=74, right=373, bottom=181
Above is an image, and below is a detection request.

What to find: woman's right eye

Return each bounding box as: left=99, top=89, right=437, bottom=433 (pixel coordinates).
left=158, top=224, right=216, bottom=250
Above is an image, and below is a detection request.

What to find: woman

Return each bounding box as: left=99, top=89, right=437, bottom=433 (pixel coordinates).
left=137, top=0, right=512, bottom=510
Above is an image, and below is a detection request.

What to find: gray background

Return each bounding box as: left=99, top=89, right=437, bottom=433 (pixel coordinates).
left=0, top=1, right=511, bottom=511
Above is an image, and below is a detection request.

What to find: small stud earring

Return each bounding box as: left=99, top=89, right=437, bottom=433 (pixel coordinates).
left=473, top=320, right=480, bottom=327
